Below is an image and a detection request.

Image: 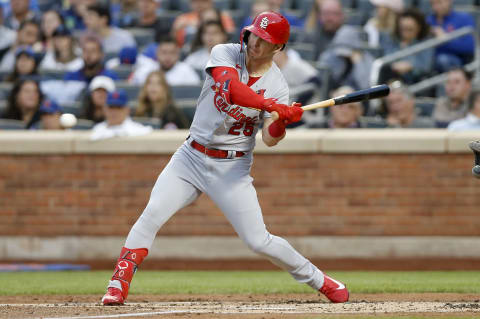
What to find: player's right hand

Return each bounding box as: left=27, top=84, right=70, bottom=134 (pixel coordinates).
left=264, top=101, right=290, bottom=121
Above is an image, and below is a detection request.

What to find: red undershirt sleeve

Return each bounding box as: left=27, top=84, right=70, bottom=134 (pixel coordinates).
left=210, top=66, right=268, bottom=109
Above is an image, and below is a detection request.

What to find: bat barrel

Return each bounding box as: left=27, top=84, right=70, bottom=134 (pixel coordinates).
left=333, top=84, right=390, bottom=105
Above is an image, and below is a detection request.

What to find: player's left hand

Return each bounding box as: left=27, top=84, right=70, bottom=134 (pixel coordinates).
left=285, top=102, right=303, bottom=124
left=271, top=102, right=303, bottom=123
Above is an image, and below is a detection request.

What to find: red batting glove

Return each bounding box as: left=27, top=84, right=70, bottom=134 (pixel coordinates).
left=264, top=101, right=290, bottom=121
left=285, top=102, right=303, bottom=124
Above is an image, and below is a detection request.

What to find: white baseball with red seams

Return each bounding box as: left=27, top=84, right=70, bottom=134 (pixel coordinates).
left=60, top=113, right=77, bottom=128
left=104, top=40, right=348, bottom=303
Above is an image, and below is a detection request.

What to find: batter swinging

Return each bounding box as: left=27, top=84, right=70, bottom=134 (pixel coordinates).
left=102, top=12, right=349, bottom=305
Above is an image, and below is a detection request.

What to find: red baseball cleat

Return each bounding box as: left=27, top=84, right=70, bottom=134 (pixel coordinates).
left=319, top=274, right=349, bottom=303
left=102, top=287, right=124, bottom=306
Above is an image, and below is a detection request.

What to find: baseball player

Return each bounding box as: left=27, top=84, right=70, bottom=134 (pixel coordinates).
left=102, top=12, right=349, bottom=305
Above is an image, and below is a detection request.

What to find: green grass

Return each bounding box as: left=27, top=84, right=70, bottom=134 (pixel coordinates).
left=1, top=271, right=480, bottom=295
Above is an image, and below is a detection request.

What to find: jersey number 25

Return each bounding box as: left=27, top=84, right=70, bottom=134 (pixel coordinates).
left=228, top=121, right=254, bottom=136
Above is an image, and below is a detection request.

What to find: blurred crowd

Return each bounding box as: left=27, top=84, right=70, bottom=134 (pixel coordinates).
left=0, top=0, right=479, bottom=139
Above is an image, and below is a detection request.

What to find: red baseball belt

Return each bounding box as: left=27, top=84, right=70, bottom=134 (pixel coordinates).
left=190, top=140, right=246, bottom=159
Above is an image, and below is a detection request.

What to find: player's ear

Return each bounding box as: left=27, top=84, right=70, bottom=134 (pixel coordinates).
left=273, top=44, right=284, bottom=54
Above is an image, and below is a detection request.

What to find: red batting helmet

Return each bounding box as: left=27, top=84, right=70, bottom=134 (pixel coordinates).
left=240, top=11, right=290, bottom=47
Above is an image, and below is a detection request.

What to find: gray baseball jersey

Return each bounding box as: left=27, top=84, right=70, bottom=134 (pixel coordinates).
left=189, top=43, right=289, bottom=151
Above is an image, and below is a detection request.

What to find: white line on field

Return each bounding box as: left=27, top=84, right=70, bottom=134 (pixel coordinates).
left=3, top=301, right=479, bottom=317
left=42, top=310, right=189, bottom=319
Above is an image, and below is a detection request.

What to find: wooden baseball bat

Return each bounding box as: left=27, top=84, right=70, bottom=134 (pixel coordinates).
left=302, top=84, right=390, bottom=111
left=271, top=85, right=390, bottom=121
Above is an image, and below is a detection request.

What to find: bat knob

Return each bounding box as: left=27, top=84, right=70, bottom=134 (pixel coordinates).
left=271, top=111, right=279, bottom=122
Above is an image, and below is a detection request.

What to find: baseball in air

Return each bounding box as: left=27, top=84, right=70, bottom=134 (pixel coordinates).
left=60, top=113, right=77, bottom=128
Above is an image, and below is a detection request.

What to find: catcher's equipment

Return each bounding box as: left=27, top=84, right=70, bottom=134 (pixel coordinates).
left=469, top=141, right=480, bottom=178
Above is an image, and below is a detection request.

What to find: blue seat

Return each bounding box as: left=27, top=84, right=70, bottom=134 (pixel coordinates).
left=290, top=43, right=316, bottom=61
left=0, top=82, right=13, bottom=100
left=37, top=0, right=58, bottom=11
left=356, top=0, right=374, bottom=20
left=161, top=0, right=190, bottom=12
left=0, top=119, right=25, bottom=130
left=360, top=116, right=387, bottom=128
left=39, top=70, right=66, bottom=80
left=345, top=10, right=365, bottom=25
left=156, top=10, right=180, bottom=26
left=61, top=102, right=83, bottom=117
left=340, top=0, right=354, bottom=8
left=213, top=0, right=231, bottom=10
left=177, top=99, right=197, bottom=122
left=72, top=119, right=94, bottom=130
left=127, top=28, right=155, bottom=48
left=171, top=85, right=203, bottom=100
left=291, top=0, right=314, bottom=19
left=115, top=82, right=141, bottom=101
left=235, top=0, right=253, bottom=16
left=132, top=116, right=161, bottom=129
left=111, top=65, right=133, bottom=80
left=415, top=99, right=436, bottom=117
left=454, top=0, right=476, bottom=6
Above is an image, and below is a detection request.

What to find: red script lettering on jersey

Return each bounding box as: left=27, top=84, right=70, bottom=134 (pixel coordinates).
left=211, top=84, right=259, bottom=124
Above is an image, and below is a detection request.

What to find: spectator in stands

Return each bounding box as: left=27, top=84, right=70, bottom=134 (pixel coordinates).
left=105, top=46, right=137, bottom=69
left=39, top=25, right=83, bottom=72
left=111, top=0, right=138, bottom=27
left=90, top=89, right=153, bottom=141
left=0, top=7, right=18, bottom=62
left=273, top=48, right=319, bottom=106
left=131, top=35, right=200, bottom=86
left=6, top=46, right=40, bottom=82
left=448, top=89, right=480, bottom=131
left=136, top=71, right=190, bottom=129
left=41, top=10, right=64, bottom=50
left=62, top=0, right=95, bottom=30
left=310, top=86, right=364, bottom=128
left=433, top=67, right=472, bottom=127
left=318, top=27, right=375, bottom=91
left=64, top=35, right=118, bottom=84
left=41, top=35, right=117, bottom=105
left=171, top=0, right=235, bottom=48
left=199, top=6, right=223, bottom=24
left=3, top=78, right=42, bottom=129
left=129, top=0, right=166, bottom=29
left=303, top=0, right=350, bottom=60
left=0, top=19, right=41, bottom=73
left=364, top=0, right=404, bottom=48
left=241, top=0, right=304, bottom=30
left=83, top=4, right=136, bottom=55
left=185, top=20, right=229, bottom=76
left=38, top=99, right=63, bottom=130
left=379, top=9, right=433, bottom=85
left=4, top=0, right=40, bottom=30
left=426, top=0, right=476, bottom=72
left=383, top=81, right=434, bottom=128
left=135, top=15, right=179, bottom=65
left=240, top=0, right=269, bottom=30
left=82, top=75, right=116, bottom=123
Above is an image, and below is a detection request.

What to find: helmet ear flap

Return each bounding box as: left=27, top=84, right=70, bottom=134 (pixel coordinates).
left=243, top=30, right=251, bottom=45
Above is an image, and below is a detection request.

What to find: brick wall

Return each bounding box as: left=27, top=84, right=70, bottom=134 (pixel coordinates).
left=1, top=152, right=479, bottom=237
